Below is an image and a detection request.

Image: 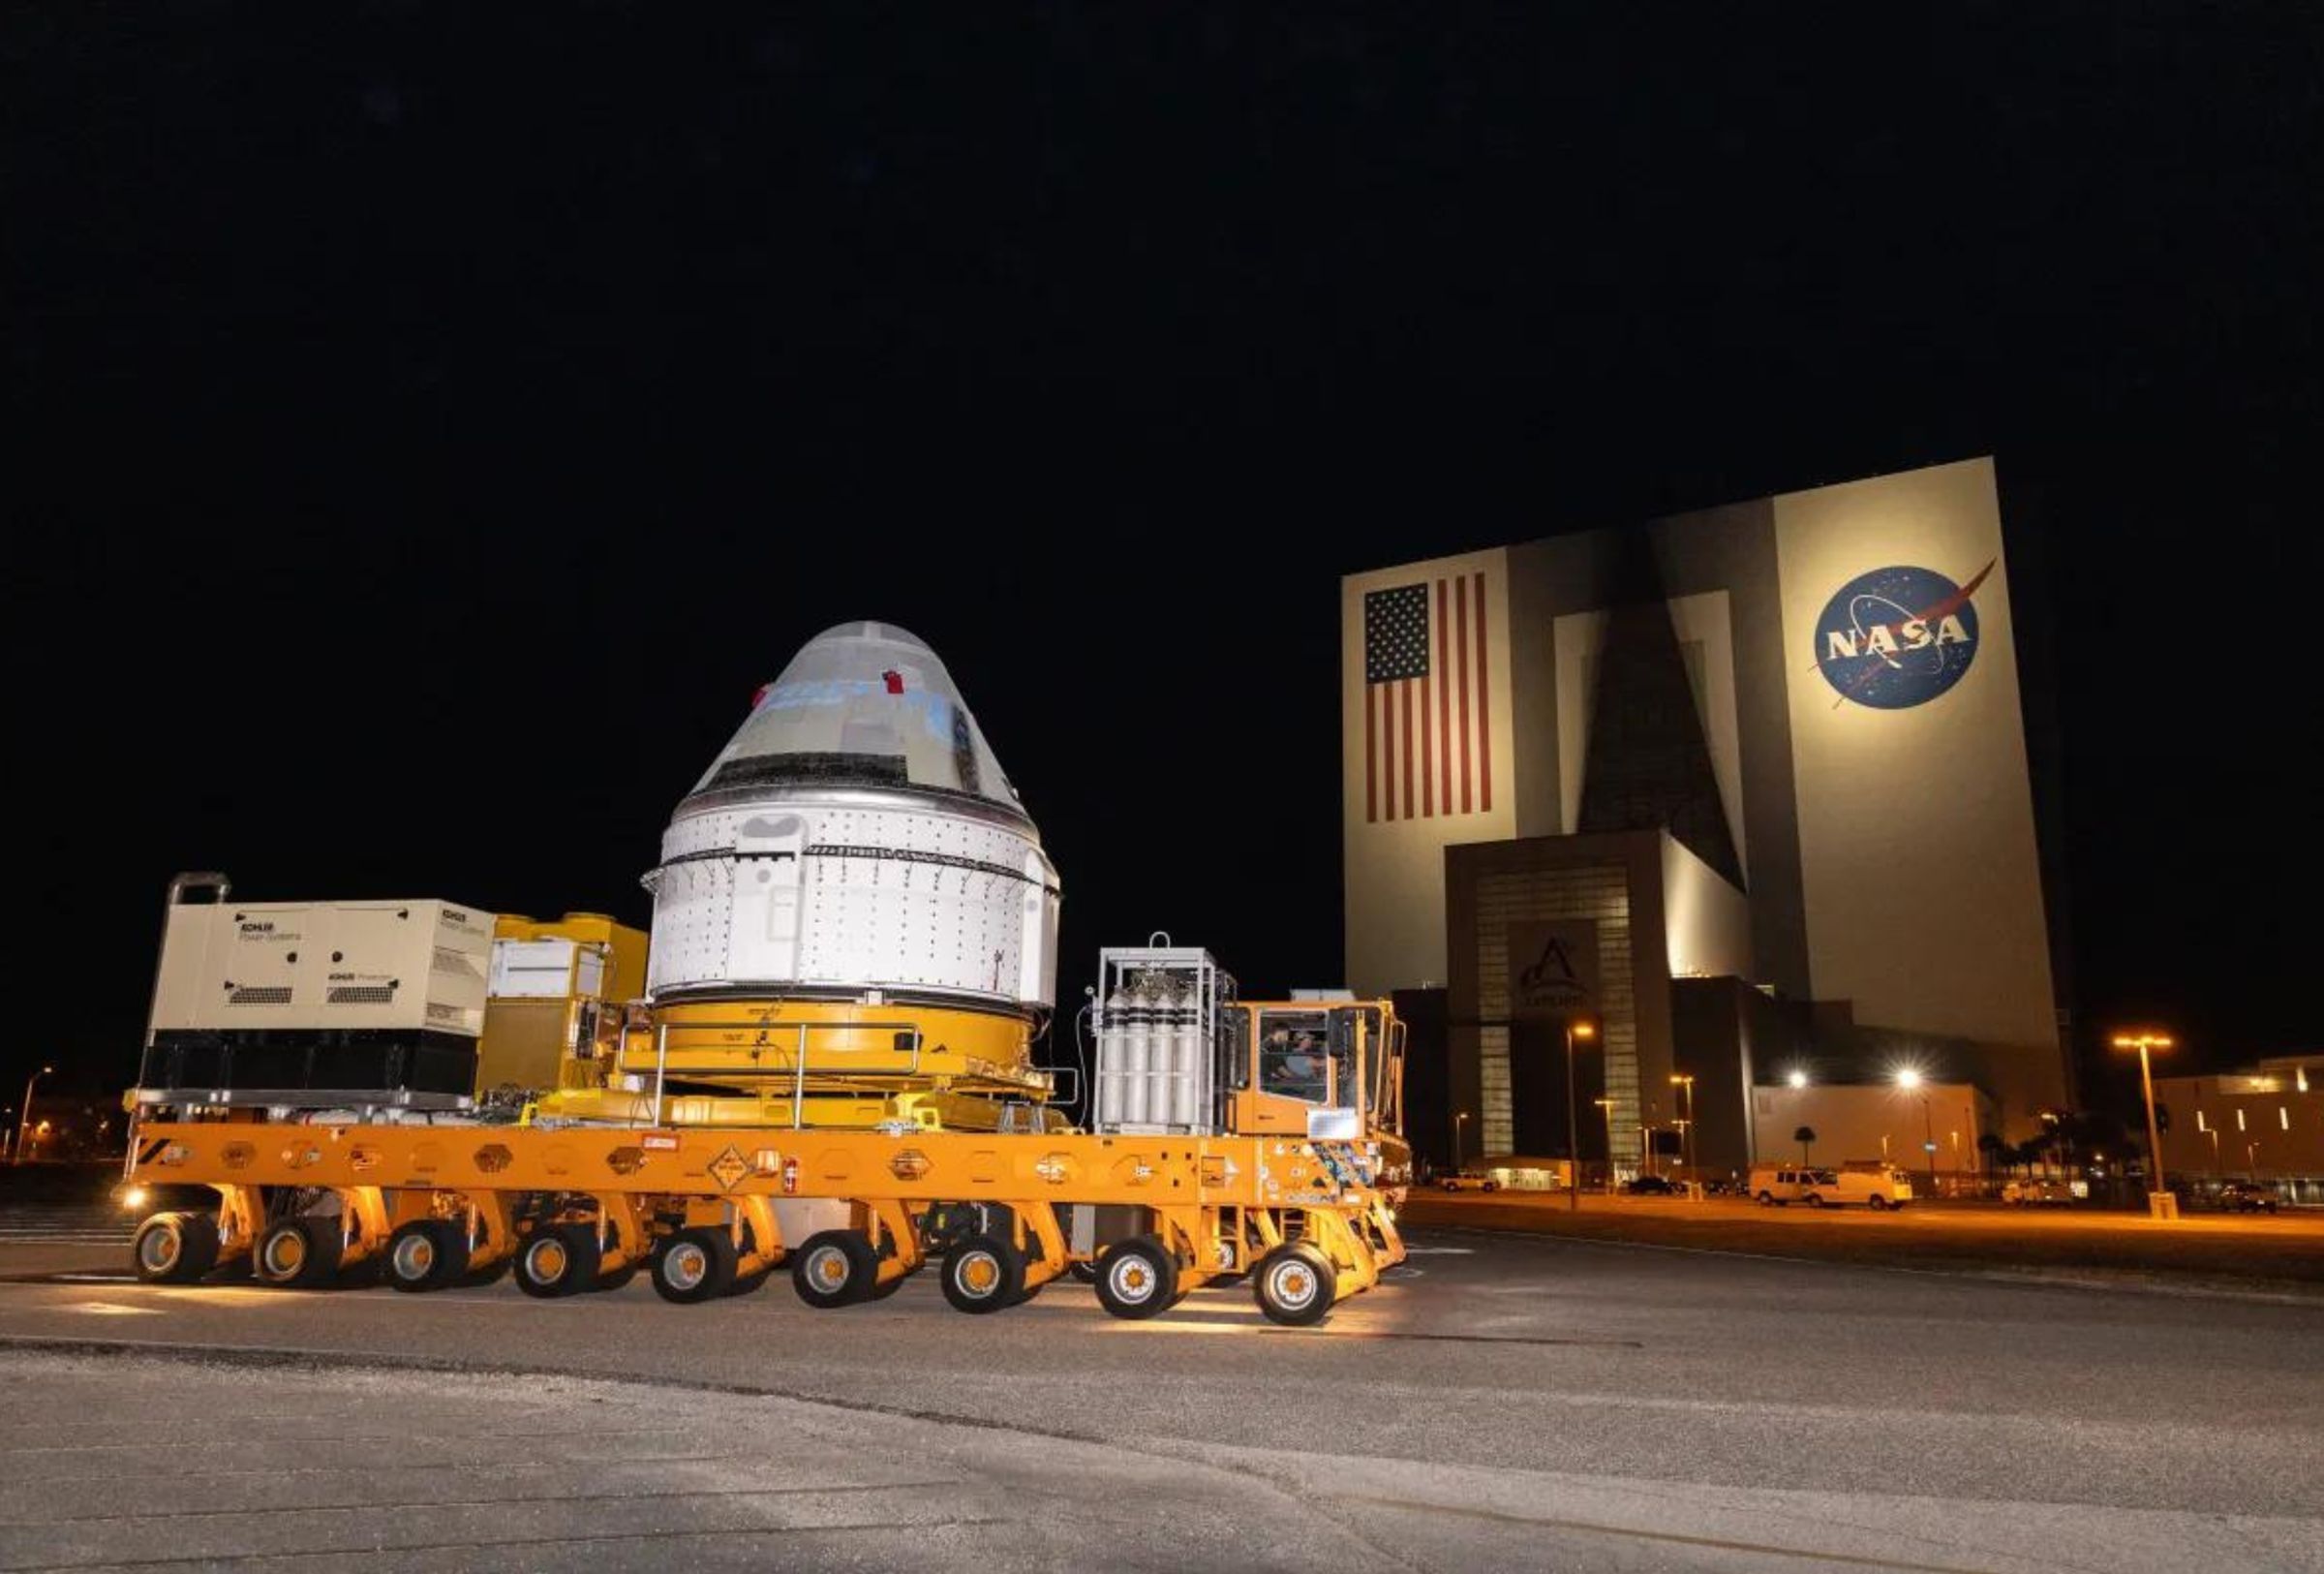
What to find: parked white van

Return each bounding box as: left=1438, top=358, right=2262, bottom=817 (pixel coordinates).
left=1749, top=1165, right=1914, bottom=1209
left=1748, top=1165, right=1832, bottom=1205
left=1814, top=1166, right=1914, bottom=1210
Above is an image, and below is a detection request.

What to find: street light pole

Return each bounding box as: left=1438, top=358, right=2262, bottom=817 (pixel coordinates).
left=2111, top=1033, right=2174, bottom=1219
left=1564, top=1019, right=1596, bottom=1213
left=14, top=1066, right=53, bottom=1165
left=1452, top=1110, right=1468, bottom=1171
left=1668, top=1074, right=1697, bottom=1189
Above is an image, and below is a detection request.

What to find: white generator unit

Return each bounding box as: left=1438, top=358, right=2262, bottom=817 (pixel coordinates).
left=643, top=622, right=1060, bottom=1019
left=141, top=891, right=496, bottom=1102
left=1090, top=939, right=1236, bottom=1135
left=150, top=899, right=495, bottom=1035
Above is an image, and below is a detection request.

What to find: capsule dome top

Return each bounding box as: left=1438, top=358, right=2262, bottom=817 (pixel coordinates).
left=684, top=622, right=1026, bottom=820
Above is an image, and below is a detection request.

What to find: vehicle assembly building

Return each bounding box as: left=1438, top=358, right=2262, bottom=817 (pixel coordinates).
left=1341, top=457, right=2072, bottom=1176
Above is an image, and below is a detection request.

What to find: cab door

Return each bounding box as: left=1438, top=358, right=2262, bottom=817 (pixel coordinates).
left=1238, top=1007, right=1336, bottom=1137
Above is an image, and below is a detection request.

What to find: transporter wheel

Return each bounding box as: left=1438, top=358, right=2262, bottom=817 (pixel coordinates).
left=1093, top=1235, right=1177, bottom=1321
left=728, top=1265, right=772, bottom=1297
left=792, top=1229, right=879, bottom=1309
left=515, top=1223, right=601, bottom=1299
left=652, top=1228, right=739, bottom=1305
left=385, top=1219, right=471, bottom=1293
left=1067, top=1261, right=1099, bottom=1285
left=253, top=1218, right=344, bottom=1289
left=1253, top=1244, right=1337, bottom=1328
left=939, top=1232, right=1025, bottom=1314
left=1868, top=1195, right=1890, bottom=1212
left=132, top=1212, right=220, bottom=1284
left=1756, top=1190, right=1774, bottom=1207
left=594, top=1259, right=641, bottom=1292
left=1804, top=1193, right=1825, bottom=1209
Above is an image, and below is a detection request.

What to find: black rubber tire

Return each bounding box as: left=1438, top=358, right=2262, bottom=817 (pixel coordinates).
left=1093, top=1234, right=1178, bottom=1320
left=867, top=1266, right=907, bottom=1300
left=1804, top=1193, right=1825, bottom=1209
left=253, top=1217, right=344, bottom=1289
left=384, top=1219, right=471, bottom=1293
left=791, top=1229, right=878, bottom=1309
left=1253, top=1243, right=1337, bottom=1327
left=652, top=1227, right=739, bottom=1305
left=594, top=1259, right=641, bottom=1292
left=939, top=1231, right=1025, bottom=1314
left=1757, top=1191, right=1775, bottom=1207
left=727, top=1265, right=772, bottom=1296
left=1067, top=1260, right=1100, bottom=1285
left=132, top=1212, right=220, bottom=1284
left=515, top=1223, right=601, bottom=1299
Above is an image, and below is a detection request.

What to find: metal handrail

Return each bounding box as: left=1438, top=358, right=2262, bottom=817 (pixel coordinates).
left=643, top=1017, right=929, bottom=1127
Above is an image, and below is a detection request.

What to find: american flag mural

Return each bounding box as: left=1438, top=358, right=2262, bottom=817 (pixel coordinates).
left=1362, top=572, right=1492, bottom=822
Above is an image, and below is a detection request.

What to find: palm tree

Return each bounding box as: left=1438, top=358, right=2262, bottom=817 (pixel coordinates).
left=1793, top=1125, right=1817, bottom=1167
left=1975, top=1131, right=2005, bottom=1179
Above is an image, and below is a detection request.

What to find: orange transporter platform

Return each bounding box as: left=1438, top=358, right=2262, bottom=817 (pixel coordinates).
left=126, top=1119, right=1404, bottom=1325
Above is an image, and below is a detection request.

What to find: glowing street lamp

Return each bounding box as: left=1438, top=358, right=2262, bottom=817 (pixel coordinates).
left=2111, top=1032, right=2175, bottom=1218
left=1893, top=1067, right=1937, bottom=1187
left=1563, top=1020, right=1597, bottom=1214
left=1787, top=1067, right=1809, bottom=1090
left=1452, top=1110, right=1470, bottom=1170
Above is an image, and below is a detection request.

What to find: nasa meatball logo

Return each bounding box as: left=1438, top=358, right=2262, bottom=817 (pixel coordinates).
left=1813, top=560, right=1994, bottom=710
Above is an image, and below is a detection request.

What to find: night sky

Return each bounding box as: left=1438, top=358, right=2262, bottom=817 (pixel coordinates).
left=11, top=6, right=2319, bottom=1122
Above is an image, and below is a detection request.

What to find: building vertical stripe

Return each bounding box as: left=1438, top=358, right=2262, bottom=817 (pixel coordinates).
left=1400, top=675, right=1416, bottom=817
left=1456, top=576, right=1473, bottom=813
left=1475, top=570, right=1492, bottom=812
left=1436, top=577, right=1452, bottom=812
left=1364, top=680, right=1377, bottom=823
left=1382, top=672, right=1396, bottom=820
left=1420, top=639, right=1433, bottom=817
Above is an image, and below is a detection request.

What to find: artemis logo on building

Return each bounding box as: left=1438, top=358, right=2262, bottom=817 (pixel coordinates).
left=1813, top=561, right=1995, bottom=710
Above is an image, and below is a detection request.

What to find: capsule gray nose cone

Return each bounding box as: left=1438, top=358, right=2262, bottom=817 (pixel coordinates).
left=684, top=622, right=1024, bottom=819
left=647, top=624, right=1058, bottom=1013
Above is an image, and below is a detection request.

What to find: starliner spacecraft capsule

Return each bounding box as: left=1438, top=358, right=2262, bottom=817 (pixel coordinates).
left=635, top=624, right=1060, bottom=1106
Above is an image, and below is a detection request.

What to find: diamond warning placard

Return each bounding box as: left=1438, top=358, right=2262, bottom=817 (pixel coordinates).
left=706, top=1145, right=750, bottom=1192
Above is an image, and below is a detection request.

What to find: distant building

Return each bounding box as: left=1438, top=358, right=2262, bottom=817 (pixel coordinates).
left=1344, top=458, right=2072, bottom=1173
left=2152, top=1054, right=2321, bottom=1205
left=1749, top=1081, right=1997, bottom=1180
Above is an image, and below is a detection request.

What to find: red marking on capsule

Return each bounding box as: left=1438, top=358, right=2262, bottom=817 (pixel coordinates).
left=883, top=669, right=904, bottom=694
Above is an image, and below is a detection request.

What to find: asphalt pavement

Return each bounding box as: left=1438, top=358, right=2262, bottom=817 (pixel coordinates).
left=1, top=1204, right=2318, bottom=1573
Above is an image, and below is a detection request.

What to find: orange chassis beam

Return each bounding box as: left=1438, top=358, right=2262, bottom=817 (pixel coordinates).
left=130, top=1121, right=1405, bottom=1310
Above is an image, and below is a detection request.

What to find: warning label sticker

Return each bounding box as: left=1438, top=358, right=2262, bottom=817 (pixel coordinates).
left=706, top=1146, right=751, bottom=1192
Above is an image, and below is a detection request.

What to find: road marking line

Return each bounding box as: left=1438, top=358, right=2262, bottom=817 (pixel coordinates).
left=1326, top=1492, right=2007, bottom=1574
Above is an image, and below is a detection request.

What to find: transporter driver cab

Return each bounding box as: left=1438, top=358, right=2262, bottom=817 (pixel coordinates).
left=1260, top=1020, right=1330, bottom=1102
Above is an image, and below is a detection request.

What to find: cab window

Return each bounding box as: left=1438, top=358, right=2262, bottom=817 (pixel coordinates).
left=1257, top=1010, right=1330, bottom=1103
